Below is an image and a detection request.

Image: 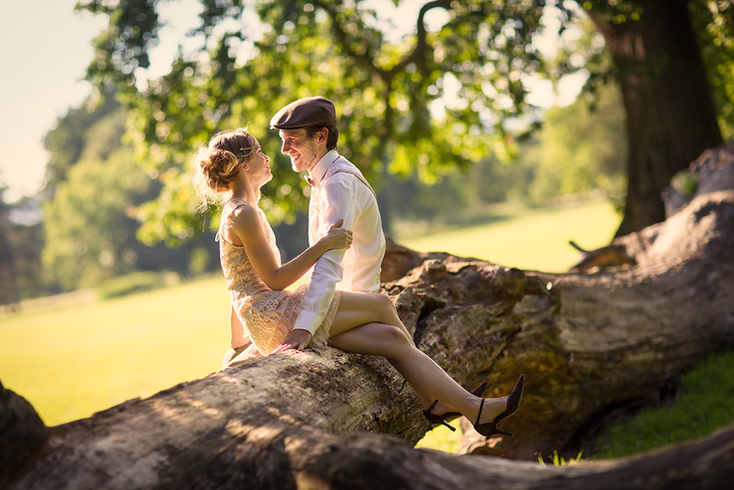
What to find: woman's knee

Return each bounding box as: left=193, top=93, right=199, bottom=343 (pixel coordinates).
left=371, top=293, right=396, bottom=319
left=381, top=323, right=411, bottom=345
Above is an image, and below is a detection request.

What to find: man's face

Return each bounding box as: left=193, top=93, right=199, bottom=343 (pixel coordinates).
left=279, top=128, right=324, bottom=173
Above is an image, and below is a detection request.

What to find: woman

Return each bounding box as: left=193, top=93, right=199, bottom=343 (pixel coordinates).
left=194, top=128, right=524, bottom=437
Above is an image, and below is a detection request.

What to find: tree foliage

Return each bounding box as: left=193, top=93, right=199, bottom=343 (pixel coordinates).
left=40, top=96, right=220, bottom=291
left=77, top=0, right=732, bottom=244
left=42, top=92, right=124, bottom=200
left=0, top=188, right=20, bottom=306
left=381, top=80, right=626, bottom=225
left=521, top=82, right=626, bottom=206
left=43, top=147, right=152, bottom=289
left=578, top=0, right=730, bottom=235
left=690, top=0, right=734, bottom=141
left=77, top=0, right=561, bottom=243
left=0, top=188, right=45, bottom=303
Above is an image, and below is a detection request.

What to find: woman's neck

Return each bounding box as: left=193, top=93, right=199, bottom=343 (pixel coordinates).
left=229, top=179, right=260, bottom=206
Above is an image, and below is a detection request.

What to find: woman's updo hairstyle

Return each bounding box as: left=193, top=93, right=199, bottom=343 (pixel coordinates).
left=193, top=128, right=257, bottom=206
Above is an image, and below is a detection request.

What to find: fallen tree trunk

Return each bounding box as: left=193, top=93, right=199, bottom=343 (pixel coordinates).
left=4, top=145, right=734, bottom=488
left=6, top=379, right=734, bottom=490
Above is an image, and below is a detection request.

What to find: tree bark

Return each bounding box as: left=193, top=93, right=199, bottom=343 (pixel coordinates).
left=6, top=376, right=734, bottom=489
left=584, top=0, right=723, bottom=237
left=4, top=146, right=734, bottom=489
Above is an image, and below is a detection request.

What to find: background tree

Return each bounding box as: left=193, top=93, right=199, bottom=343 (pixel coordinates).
left=43, top=147, right=153, bottom=290
left=366, top=79, right=626, bottom=231
left=42, top=91, right=123, bottom=201
left=77, top=0, right=549, bottom=242
left=0, top=189, right=45, bottom=307
left=519, top=82, right=626, bottom=206
left=689, top=0, right=734, bottom=141
left=580, top=0, right=728, bottom=236
left=0, top=187, right=20, bottom=309
left=77, top=0, right=732, bottom=245
left=41, top=95, right=220, bottom=292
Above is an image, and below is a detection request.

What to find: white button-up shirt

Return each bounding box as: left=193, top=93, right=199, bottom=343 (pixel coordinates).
left=293, top=150, right=386, bottom=335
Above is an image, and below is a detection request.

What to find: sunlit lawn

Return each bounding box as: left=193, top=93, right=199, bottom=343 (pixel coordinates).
left=394, top=199, right=621, bottom=273
left=0, top=276, right=230, bottom=426
left=0, top=199, right=621, bottom=433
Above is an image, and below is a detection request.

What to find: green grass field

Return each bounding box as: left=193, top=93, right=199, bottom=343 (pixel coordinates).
left=393, top=199, right=620, bottom=272
left=0, top=276, right=231, bottom=426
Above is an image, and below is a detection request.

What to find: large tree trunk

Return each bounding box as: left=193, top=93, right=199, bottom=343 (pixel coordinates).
left=584, top=0, right=723, bottom=237
left=4, top=146, right=734, bottom=489
left=4, top=378, right=734, bottom=490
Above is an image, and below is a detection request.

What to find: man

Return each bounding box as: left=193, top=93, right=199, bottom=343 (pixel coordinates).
left=270, top=95, right=386, bottom=351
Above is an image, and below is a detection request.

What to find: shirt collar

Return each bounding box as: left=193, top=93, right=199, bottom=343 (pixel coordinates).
left=308, top=150, right=340, bottom=186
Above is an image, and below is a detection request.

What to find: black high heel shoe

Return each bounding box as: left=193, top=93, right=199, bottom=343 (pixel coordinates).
left=473, top=374, right=525, bottom=438
left=423, top=381, right=488, bottom=432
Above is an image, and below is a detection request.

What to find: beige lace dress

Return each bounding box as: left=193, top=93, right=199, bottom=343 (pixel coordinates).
left=218, top=198, right=340, bottom=359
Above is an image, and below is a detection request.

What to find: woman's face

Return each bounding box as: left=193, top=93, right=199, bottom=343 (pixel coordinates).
left=247, top=140, right=272, bottom=185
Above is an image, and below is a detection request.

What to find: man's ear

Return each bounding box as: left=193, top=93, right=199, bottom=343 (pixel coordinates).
left=318, top=128, right=329, bottom=144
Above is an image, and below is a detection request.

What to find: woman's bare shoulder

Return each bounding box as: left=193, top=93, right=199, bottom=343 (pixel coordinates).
left=229, top=201, right=260, bottom=229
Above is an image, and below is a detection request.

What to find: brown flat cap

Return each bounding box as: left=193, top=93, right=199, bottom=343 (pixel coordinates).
left=270, top=96, right=337, bottom=130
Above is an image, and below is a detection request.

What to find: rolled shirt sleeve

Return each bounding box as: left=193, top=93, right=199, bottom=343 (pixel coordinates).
left=292, top=173, right=360, bottom=335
